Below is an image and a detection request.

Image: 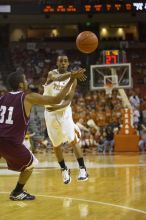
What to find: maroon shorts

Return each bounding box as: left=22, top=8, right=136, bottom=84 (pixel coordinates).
left=0, top=139, right=33, bottom=172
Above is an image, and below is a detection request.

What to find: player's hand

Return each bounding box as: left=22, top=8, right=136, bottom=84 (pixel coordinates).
left=71, top=68, right=87, bottom=81
left=46, top=99, right=70, bottom=111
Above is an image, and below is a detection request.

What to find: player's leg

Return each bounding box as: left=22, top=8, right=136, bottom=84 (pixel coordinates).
left=10, top=151, right=38, bottom=201
left=0, top=140, right=38, bottom=200
left=53, top=145, right=71, bottom=184
left=70, top=140, right=88, bottom=181
left=45, top=108, right=88, bottom=182
left=10, top=165, right=35, bottom=201
left=60, top=108, right=88, bottom=181
left=44, top=109, right=72, bottom=184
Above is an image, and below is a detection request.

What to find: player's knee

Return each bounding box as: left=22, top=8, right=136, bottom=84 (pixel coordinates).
left=53, top=144, right=61, bottom=148
left=24, top=164, right=34, bottom=171
left=70, top=132, right=81, bottom=145
left=25, top=157, right=38, bottom=172
left=24, top=157, right=38, bottom=171
left=70, top=136, right=81, bottom=146
left=70, top=139, right=78, bottom=145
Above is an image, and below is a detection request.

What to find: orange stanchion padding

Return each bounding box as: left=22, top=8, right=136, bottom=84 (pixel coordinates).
left=114, top=108, right=139, bottom=152
left=114, top=134, right=139, bottom=152
left=119, top=108, right=136, bottom=135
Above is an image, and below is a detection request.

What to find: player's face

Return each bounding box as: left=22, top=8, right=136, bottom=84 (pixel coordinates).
left=57, top=56, right=69, bottom=73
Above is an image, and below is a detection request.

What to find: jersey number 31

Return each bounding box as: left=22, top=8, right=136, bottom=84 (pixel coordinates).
left=0, top=106, right=14, bottom=124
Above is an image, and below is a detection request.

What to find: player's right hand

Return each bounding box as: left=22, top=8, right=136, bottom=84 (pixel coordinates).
left=71, top=68, right=87, bottom=81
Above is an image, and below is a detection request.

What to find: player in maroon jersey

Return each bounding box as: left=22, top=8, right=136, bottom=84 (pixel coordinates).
left=0, top=69, right=86, bottom=201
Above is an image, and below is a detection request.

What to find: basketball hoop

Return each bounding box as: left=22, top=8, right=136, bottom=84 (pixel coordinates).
left=104, top=82, right=114, bottom=96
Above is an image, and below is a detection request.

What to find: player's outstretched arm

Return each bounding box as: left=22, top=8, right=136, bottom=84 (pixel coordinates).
left=25, top=78, right=75, bottom=106
left=46, top=68, right=86, bottom=83
left=64, top=78, right=77, bottom=101
left=46, top=79, right=77, bottom=111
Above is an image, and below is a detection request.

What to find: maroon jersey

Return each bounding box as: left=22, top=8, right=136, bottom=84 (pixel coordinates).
left=0, top=91, right=29, bottom=144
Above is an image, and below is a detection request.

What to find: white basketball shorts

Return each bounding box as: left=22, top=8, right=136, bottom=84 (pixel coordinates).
left=44, top=106, right=81, bottom=147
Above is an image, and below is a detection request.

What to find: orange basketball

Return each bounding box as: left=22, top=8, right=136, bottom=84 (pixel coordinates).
left=76, top=31, right=98, bottom=54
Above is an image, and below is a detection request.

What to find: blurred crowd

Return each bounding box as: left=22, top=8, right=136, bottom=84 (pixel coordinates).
left=0, top=42, right=146, bottom=154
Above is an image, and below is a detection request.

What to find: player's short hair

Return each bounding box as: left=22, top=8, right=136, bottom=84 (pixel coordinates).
left=7, top=71, right=24, bottom=91
left=57, top=55, right=68, bottom=61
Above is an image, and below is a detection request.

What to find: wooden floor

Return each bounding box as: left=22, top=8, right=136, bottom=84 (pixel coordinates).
left=0, top=152, right=146, bottom=220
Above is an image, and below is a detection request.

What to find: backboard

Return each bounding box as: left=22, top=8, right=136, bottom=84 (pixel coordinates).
left=90, top=63, right=132, bottom=90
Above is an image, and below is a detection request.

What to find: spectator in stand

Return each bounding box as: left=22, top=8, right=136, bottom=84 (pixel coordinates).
left=111, top=90, right=122, bottom=109
left=133, top=107, right=141, bottom=129
left=129, top=90, right=140, bottom=109
left=97, top=133, right=105, bottom=153
left=81, top=132, right=97, bottom=154
left=76, top=118, right=89, bottom=132
left=105, top=106, right=112, bottom=125
left=103, top=125, right=115, bottom=154
left=139, top=128, right=146, bottom=153
left=141, top=96, right=146, bottom=123
left=112, top=105, right=123, bottom=126
left=96, top=106, right=106, bottom=129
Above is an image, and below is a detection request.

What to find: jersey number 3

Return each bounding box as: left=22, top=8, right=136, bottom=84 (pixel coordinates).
left=0, top=106, right=14, bottom=124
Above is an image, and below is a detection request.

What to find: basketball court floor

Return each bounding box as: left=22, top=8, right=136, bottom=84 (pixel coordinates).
left=0, top=152, right=146, bottom=220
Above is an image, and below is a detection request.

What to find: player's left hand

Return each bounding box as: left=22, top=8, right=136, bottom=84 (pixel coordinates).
left=71, top=68, right=87, bottom=81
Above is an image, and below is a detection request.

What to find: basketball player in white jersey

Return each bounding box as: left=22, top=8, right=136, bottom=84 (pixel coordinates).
left=43, top=55, right=88, bottom=184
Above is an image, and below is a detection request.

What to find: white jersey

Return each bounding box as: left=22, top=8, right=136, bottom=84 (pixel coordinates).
left=43, top=69, right=70, bottom=109
left=43, top=69, right=81, bottom=147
